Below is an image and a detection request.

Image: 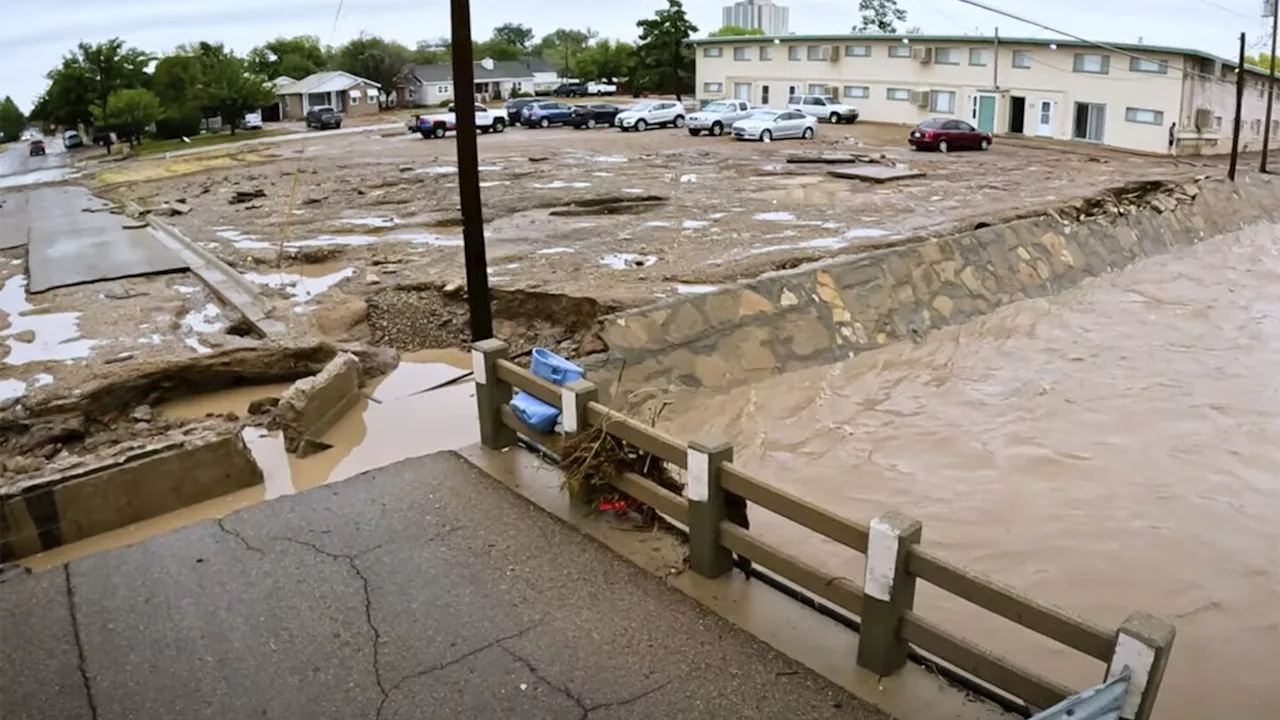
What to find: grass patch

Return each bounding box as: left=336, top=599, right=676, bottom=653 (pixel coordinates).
left=132, top=129, right=290, bottom=157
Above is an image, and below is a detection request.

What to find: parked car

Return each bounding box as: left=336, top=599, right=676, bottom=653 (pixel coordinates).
left=787, top=94, right=860, bottom=124
left=585, top=81, right=617, bottom=96
left=418, top=105, right=507, bottom=138
left=305, top=106, right=343, bottom=130
left=731, top=109, right=817, bottom=142
left=241, top=112, right=264, bottom=130
left=614, top=101, right=685, bottom=132
left=686, top=99, right=753, bottom=137
left=503, top=97, right=539, bottom=125
left=62, top=130, right=83, bottom=149
left=28, top=139, right=46, bottom=156
left=552, top=83, right=587, bottom=97
left=406, top=113, right=424, bottom=132
left=566, top=103, right=622, bottom=129
left=907, top=117, right=991, bottom=152
left=520, top=101, right=574, bottom=128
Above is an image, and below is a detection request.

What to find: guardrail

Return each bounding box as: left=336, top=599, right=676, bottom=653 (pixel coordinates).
left=470, top=339, right=1176, bottom=720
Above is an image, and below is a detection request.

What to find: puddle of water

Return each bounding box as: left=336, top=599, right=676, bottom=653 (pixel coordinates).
left=644, top=221, right=673, bottom=227
left=180, top=303, right=224, bottom=333
left=675, top=284, right=720, bottom=294
left=414, top=165, right=457, bottom=175
left=0, top=378, right=26, bottom=400
left=621, top=188, right=645, bottom=194
left=591, top=155, right=627, bottom=163
left=0, top=167, right=81, bottom=189
left=680, top=174, right=697, bottom=183
left=754, top=211, right=797, bottom=222
left=279, top=232, right=463, bottom=248
left=184, top=337, right=213, bottom=354
left=845, top=228, right=891, bottom=238
left=25, top=350, right=478, bottom=571
left=601, top=253, right=658, bottom=270
left=174, top=285, right=200, bottom=294
left=533, top=181, right=591, bottom=189
left=537, top=247, right=576, bottom=255
left=748, top=237, right=849, bottom=254
left=341, top=216, right=398, bottom=228
left=682, top=220, right=709, bottom=229
left=478, top=165, right=503, bottom=171
left=480, top=181, right=510, bottom=188
left=217, top=229, right=259, bottom=244
left=707, top=212, right=729, bottom=220
left=243, top=266, right=357, bottom=301
left=0, top=276, right=98, bottom=365
left=591, top=172, right=613, bottom=177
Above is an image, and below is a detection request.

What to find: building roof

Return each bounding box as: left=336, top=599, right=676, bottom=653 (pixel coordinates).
left=402, top=58, right=555, bottom=84
left=277, top=71, right=380, bottom=96
left=688, top=32, right=1278, bottom=79
left=269, top=76, right=297, bottom=89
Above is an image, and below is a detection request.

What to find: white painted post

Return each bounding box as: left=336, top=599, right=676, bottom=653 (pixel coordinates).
left=1106, top=612, right=1176, bottom=720
left=857, top=511, right=923, bottom=676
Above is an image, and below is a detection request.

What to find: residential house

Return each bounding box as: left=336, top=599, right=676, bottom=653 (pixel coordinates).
left=277, top=71, right=382, bottom=120
left=261, top=76, right=296, bottom=121
left=397, top=59, right=561, bottom=107
left=691, top=33, right=1280, bottom=155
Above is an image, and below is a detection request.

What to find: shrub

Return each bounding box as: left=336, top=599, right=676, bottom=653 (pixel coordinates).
left=437, top=99, right=453, bottom=107
left=154, top=106, right=203, bottom=139
left=508, top=89, right=533, bottom=98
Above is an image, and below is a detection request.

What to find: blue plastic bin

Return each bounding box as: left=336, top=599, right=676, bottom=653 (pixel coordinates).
left=510, top=348, right=585, bottom=432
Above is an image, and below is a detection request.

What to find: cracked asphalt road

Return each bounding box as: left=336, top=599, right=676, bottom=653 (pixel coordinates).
left=0, top=451, right=890, bottom=720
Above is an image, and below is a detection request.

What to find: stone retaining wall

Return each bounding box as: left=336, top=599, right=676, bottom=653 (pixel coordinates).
left=582, top=176, right=1280, bottom=398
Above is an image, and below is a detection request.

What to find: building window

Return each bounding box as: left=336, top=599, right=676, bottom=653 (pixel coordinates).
left=435, top=85, right=450, bottom=94
left=807, top=84, right=829, bottom=94
left=843, top=85, right=870, bottom=99
left=734, top=47, right=750, bottom=61
left=845, top=45, right=871, bottom=57
left=969, top=48, right=989, bottom=66
left=934, top=48, right=960, bottom=65
left=1073, top=53, right=1110, bottom=74
left=349, top=90, right=360, bottom=106
left=807, top=45, right=827, bottom=61
left=789, top=46, right=803, bottom=61
left=889, top=45, right=911, bottom=58
left=759, top=46, right=772, bottom=61
left=1129, top=57, right=1168, bottom=74
left=1253, top=118, right=1263, bottom=135
left=1124, top=107, right=1163, bottom=125
left=930, top=90, right=956, bottom=113
left=703, top=47, right=723, bottom=57
left=1214, top=115, right=1223, bottom=130
left=366, top=88, right=378, bottom=102
left=703, top=82, right=724, bottom=93
left=887, top=87, right=911, bottom=101
left=1012, top=50, right=1032, bottom=69
left=1273, top=119, right=1279, bottom=136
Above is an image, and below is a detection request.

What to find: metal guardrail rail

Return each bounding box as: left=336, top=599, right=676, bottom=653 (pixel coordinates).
left=471, top=339, right=1177, bottom=720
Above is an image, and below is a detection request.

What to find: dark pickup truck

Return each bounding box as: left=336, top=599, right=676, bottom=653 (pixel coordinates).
left=305, top=106, right=343, bottom=130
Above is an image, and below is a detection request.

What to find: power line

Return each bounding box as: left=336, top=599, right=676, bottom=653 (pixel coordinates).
left=1188, top=0, right=1259, bottom=22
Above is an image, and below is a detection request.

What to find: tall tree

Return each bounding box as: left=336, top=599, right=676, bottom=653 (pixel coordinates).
left=77, top=39, right=154, bottom=131
left=151, top=53, right=207, bottom=138
left=537, top=29, right=597, bottom=76
left=853, top=0, right=907, bottom=33
left=411, top=39, right=450, bottom=65
left=32, top=57, right=95, bottom=129
left=708, top=25, right=765, bottom=37
left=247, top=36, right=329, bottom=79
left=573, top=40, right=636, bottom=82
left=634, top=0, right=698, bottom=100
left=1248, top=51, right=1274, bottom=69
left=332, top=35, right=412, bottom=108
left=491, top=23, right=535, bottom=53
left=0, top=97, right=25, bottom=142
left=200, top=55, right=275, bottom=135
left=93, top=88, right=161, bottom=146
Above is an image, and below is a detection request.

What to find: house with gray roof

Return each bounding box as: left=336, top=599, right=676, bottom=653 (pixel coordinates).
left=396, top=59, right=563, bottom=107
left=276, top=71, right=382, bottom=120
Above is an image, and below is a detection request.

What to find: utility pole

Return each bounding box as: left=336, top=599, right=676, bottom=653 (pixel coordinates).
left=1230, top=32, right=1246, bottom=181
left=449, top=0, right=494, bottom=340
left=1262, top=0, right=1278, bottom=172
left=993, top=26, right=1000, bottom=90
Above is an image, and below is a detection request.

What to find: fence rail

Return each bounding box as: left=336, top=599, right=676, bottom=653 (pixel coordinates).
left=472, top=339, right=1176, bottom=720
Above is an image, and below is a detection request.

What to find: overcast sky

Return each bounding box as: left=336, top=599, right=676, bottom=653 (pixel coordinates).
left=0, top=0, right=1270, bottom=111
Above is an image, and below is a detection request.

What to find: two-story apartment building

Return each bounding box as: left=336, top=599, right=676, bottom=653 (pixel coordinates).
left=691, top=33, right=1280, bottom=155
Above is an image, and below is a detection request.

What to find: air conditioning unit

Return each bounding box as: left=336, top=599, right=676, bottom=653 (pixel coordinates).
left=1195, top=107, right=1214, bottom=130
left=910, top=90, right=930, bottom=107
left=829, top=45, right=841, bottom=62
left=912, top=46, right=933, bottom=64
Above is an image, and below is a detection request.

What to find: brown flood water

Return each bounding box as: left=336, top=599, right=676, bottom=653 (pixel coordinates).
left=662, top=225, right=1280, bottom=718
left=22, top=349, right=478, bottom=571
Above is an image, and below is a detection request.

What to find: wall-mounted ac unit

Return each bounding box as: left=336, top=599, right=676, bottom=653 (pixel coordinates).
left=1195, top=107, right=1214, bottom=130
left=829, top=45, right=841, bottom=62
left=910, top=90, right=930, bottom=107
left=912, top=46, right=933, bottom=64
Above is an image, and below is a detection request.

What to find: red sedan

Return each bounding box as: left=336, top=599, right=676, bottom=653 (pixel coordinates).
left=908, top=117, right=992, bottom=153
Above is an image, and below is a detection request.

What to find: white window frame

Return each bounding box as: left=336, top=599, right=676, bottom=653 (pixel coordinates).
left=733, top=82, right=752, bottom=100
left=845, top=45, right=871, bottom=57
left=1124, top=107, right=1163, bottom=125
left=703, top=47, right=723, bottom=58
left=1129, top=57, right=1168, bottom=74
left=886, top=87, right=911, bottom=101
left=702, top=82, right=724, bottom=93
left=1073, top=53, right=1111, bottom=74
left=930, top=90, right=956, bottom=113
left=1012, top=50, right=1032, bottom=69
left=806, top=45, right=825, bottom=61
left=969, top=48, right=989, bottom=66
left=759, top=46, right=772, bottom=61
left=366, top=88, right=378, bottom=101
left=842, top=85, right=869, bottom=99
left=733, top=47, right=750, bottom=61
left=888, top=45, right=911, bottom=58
left=934, top=47, right=960, bottom=65
left=348, top=90, right=361, bottom=105
left=788, top=46, right=803, bottom=61
left=435, top=85, right=450, bottom=94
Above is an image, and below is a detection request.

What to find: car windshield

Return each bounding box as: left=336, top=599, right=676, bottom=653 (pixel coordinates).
left=918, top=118, right=948, bottom=129
left=626, top=103, right=655, bottom=112
left=820, top=96, right=838, bottom=105
left=703, top=101, right=734, bottom=113
left=748, top=110, right=780, bottom=121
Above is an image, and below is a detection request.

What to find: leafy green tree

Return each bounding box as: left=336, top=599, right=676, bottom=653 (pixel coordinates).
left=537, top=29, right=597, bottom=76
left=411, top=39, right=451, bottom=65
left=31, top=57, right=95, bottom=129
left=77, top=39, right=154, bottom=131
left=708, top=25, right=764, bottom=37
left=247, top=36, right=329, bottom=79
left=853, top=0, right=907, bottom=33
left=634, top=0, right=698, bottom=100
left=491, top=23, right=535, bottom=53
left=331, top=35, right=412, bottom=108
left=573, top=40, right=636, bottom=82
left=1248, top=52, right=1275, bottom=70
left=0, top=97, right=25, bottom=142
left=200, top=55, right=275, bottom=135
left=93, top=88, right=161, bottom=146
left=152, top=54, right=203, bottom=109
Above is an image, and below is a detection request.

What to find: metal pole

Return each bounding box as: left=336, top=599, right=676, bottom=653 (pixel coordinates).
left=1262, top=3, right=1279, bottom=172
left=449, top=0, right=494, bottom=341
left=1230, top=31, right=1246, bottom=181
left=993, top=27, right=1000, bottom=90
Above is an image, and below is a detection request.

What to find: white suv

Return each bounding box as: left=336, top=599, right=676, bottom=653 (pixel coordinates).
left=615, top=101, right=685, bottom=131
left=787, top=95, right=860, bottom=124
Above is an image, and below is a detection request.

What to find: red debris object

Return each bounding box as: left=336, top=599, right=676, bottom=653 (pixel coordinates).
left=597, top=497, right=631, bottom=513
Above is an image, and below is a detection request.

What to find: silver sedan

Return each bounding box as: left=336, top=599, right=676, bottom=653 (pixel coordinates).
left=730, top=109, right=817, bottom=142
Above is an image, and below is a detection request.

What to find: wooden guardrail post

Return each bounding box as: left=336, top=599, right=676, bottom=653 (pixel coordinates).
left=686, top=439, right=734, bottom=578
left=471, top=339, right=517, bottom=450
left=1106, top=612, right=1176, bottom=720
left=560, top=379, right=599, bottom=503
left=858, top=510, right=923, bottom=676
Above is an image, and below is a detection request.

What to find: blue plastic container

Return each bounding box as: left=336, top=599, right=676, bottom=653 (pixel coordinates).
left=510, top=348, right=585, bottom=432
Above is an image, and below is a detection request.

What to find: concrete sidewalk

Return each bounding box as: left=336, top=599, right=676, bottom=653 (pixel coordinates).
left=0, top=451, right=889, bottom=720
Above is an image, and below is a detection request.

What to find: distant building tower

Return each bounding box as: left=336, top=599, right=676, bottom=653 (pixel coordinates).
left=721, top=0, right=790, bottom=35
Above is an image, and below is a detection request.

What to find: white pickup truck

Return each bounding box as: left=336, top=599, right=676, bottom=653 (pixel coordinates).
left=586, top=81, right=617, bottom=96
left=686, top=99, right=753, bottom=137
left=417, top=105, right=507, bottom=138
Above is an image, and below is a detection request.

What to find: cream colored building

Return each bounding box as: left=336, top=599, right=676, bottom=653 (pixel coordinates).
left=691, top=33, right=1280, bottom=155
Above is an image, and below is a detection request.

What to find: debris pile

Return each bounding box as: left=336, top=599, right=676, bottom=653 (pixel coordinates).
left=1050, top=179, right=1203, bottom=224
left=559, top=420, right=683, bottom=518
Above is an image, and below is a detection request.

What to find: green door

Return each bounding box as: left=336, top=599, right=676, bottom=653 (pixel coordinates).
left=977, top=95, right=997, bottom=133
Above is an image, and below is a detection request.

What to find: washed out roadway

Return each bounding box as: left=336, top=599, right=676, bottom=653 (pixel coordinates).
left=0, top=451, right=888, bottom=720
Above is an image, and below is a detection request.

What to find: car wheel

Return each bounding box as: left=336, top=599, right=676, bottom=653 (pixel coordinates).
left=420, top=131, right=432, bottom=139
left=979, top=138, right=990, bottom=150
left=539, top=117, right=550, bottom=128
left=688, top=129, right=701, bottom=136
left=586, top=118, right=596, bottom=129
left=711, top=122, right=723, bottom=136
left=938, top=139, right=950, bottom=153
left=673, top=115, right=685, bottom=128
left=803, top=127, right=814, bottom=140
left=761, top=129, right=773, bottom=142
left=479, top=126, right=491, bottom=134
left=433, top=125, right=447, bottom=139
left=636, top=119, right=647, bottom=132
left=828, top=112, right=841, bottom=124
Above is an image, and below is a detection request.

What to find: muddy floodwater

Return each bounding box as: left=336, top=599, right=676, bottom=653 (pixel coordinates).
left=661, top=223, right=1280, bottom=718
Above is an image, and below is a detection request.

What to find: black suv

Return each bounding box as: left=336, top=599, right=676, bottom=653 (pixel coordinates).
left=552, top=83, right=587, bottom=97
left=305, top=106, right=343, bottom=130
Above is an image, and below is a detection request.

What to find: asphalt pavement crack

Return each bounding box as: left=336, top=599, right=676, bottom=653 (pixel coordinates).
left=499, top=644, right=674, bottom=718
left=216, top=518, right=264, bottom=554
left=64, top=565, right=99, bottom=720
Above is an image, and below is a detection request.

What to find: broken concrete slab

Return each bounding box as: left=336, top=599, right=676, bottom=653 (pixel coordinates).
left=277, top=352, right=361, bottom=454
left=827, top=165, right=926, bottom=183
left=787, top=153, right=882, bottom=164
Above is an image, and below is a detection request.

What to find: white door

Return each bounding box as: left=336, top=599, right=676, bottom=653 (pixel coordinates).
left=1036, top=100, right=1054, bottom=137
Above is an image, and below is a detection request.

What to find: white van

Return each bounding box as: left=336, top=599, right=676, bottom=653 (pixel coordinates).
left=241, top=112, right=264, bottom=130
